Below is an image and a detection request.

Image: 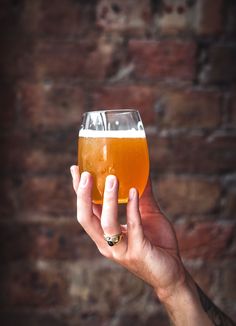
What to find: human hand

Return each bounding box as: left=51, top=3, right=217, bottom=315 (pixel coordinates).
left=70, top=166, right=230, bottom=325
left=70, top=165, right=188, bottom=302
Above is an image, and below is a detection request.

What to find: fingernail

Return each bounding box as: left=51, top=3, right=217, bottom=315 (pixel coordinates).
left=106, top=175, right=116, bottom=191
left=129, top=188, right=136, bottom=200
left=80, top=172, right=88, bottom=188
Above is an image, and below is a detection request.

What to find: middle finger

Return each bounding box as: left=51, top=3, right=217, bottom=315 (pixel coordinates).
left=101, top=175, right=121, bottom=236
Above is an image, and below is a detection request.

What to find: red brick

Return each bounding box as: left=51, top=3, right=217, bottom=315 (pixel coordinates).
left=0, top=311, right=66, bottom=326
left=34, top=40, right=115, bottom=81
left=0, top=37, right=34, bottom=82
left=0, top=178, right=17, bottom=218
left=225, top=0, right=236, bottom=37
left=30, top=0, right=98, bottom=39
left=228, top=95, right=236, bottom=125
left=195, top=0, right=223, bottom=35
left=223, top=176, right=236, bottom=219
left=23, top=148, right=76, bottom=175
left=154, top=176, right=221, bottom=216
left=18, top=83, right=85, bottom=129
left=68, top=262, right=149, bottom=310
left=129, top=40, right=196, bottom=81
left=0, top=84, right=17, bottom=128
left=96, top=0, right=150, bottom=35
left=222, top=264, right=236, bottom=301
left=92, top=85, right=157, bottom=125
left=0, top=262, right=68, bottom=307
left=0, top=220, right=98, bottom=261
left=200, top=45, right=236, bottom=84
left=224, top=188, right=236, bottom=219
left=175, top=221, right=235, bottom=259
left=0, top=0, right=24, bottom=39
left=0, top=129, right=77, bottom=175
left=155, top=89, right=221, bottom=129
left=149, top=133, right=236, bottom=174
left=19, top=176, right=75, bottom=217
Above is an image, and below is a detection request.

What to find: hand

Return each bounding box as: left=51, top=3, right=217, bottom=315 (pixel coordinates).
left=70, top=165, right=187, bottom=302
left=70, top=166, right=227, bottom=325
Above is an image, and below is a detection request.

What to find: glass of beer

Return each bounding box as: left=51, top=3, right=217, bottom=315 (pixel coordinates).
left=78, top=109, right=149, bottom=204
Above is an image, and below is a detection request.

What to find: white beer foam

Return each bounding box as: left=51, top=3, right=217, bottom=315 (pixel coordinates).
left=79, top=129, right=146, bottom=138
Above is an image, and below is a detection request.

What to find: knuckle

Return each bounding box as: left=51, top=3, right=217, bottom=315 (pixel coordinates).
left=104, top=191, right=116, bottom=201
left=127, top=251, right=139, bottom=265
left=101, top=222, right=114, bottom=234
left=127, top=219, right=141, bottom=230
left=77, top=187, right=87, bottom=202
left=98, top=246, right=112, bottom=259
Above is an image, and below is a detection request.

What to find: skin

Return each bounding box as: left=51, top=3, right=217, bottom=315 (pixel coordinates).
left=70, top=166, right=234, bottom=325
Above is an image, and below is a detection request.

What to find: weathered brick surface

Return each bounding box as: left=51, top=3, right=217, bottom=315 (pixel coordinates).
left=155, top=89, right=221, bottom=129
left=224, top=187, right=236, bottom=219
left=0, top=129, right=76, bottom=175
left=176, top=221, right=235, bottom=259
left=33, top=40, right=116, bottom=81
left=0, top=83, right=17, bottom=128
left=129, top=40, right=196, bottom=81
left=92, top=85, right=157, bottom=125
left=96, top=0, right=150, bottom=35
left=155, top=176, right=221, bottom=216
left=0, top=178, right=16, bottom=218
left=225, top=0, right=236, bottom=38
left=0, top=221, right=98, bottom=262
left=153, top=0, right=196, bottom=35
left=153, top=0, right=223, bottom=36
left=194, top=0, right=224, bottom=35
left=228, top=95, right=236, bottom=125
left=19, top=176, right=75, bottom=217
left=28, top=0, right=98, bottom=39
left=222, top=264, right=236, bottom=301
left=1, top=0, right=236, bottom=325
left=0, top=262, right=69, bottom=307
left=19, top=83, right=85, bottom=129
left=149, top=133, right=236, bottom=174
left=200, top=45, right=236, bottom=84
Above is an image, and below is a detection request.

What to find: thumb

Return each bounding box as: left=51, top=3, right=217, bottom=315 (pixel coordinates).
left=140, top=178, right=162, bottom=216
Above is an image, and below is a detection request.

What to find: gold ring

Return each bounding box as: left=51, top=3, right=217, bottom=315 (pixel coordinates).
left=104, top=233, right=123, bottom=246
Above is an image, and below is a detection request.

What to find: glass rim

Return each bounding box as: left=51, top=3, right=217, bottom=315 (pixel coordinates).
left=82, top=109, right=139, bottom=116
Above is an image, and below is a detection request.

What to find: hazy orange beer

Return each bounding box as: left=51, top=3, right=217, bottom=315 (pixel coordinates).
left=78, top=110, right=149, bottom=204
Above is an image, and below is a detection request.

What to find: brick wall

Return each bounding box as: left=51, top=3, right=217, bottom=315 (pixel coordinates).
left=0, top=0, right=236, bottom=325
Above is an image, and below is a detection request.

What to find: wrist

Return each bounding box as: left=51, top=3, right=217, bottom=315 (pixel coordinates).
left=155, top=270, right=212, bottom=326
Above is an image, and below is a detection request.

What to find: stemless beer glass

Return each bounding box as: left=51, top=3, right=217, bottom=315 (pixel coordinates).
left=78, top=109, right=149, bottom=204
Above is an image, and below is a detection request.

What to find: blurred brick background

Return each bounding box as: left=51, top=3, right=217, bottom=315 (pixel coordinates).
left=0, top=0, right=236, bottom=325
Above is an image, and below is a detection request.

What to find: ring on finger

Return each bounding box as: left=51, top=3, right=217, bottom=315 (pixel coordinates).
left=104, top=233, right=123, bottom=247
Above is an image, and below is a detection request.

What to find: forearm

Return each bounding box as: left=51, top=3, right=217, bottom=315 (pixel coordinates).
left=155, top=270, right=235, bottom=326
left=157, top=272, right=213, bottom=326
left=196, top=283, right=235, bottom=326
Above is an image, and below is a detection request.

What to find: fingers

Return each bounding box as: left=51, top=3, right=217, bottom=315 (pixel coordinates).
left=70, top=165, right=80, bottom=193
left=76, top=172, right=104, bottom=245
left=70, top=165, right=102, bottom=218
left=127, top=188, right=144, bottom=249
left=101, top=175, right=121, bottom=237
